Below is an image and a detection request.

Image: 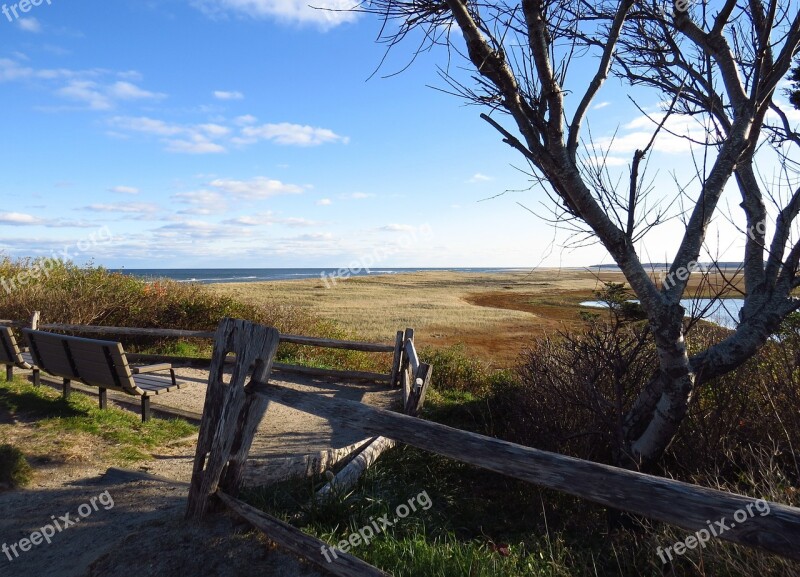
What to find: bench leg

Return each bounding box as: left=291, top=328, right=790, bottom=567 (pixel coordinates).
left=32, top=369, right=40, bottom=387
left=99, top=388, right=107, bottom=410
left=141, top=396, right=151, bottom=422
left=5, top=365, right=12, bottom=382
left=63, top=378, right=71, bottom=399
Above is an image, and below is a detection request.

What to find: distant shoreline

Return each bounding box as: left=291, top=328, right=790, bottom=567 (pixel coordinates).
left=110, top=267, right=560, bottom=285
left=111, top=265, right=743, bottom=285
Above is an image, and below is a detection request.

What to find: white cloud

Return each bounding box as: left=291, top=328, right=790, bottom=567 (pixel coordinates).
left=316, top=198, right=332, bottom=206
left=57, top=80, right=113, bottom=110
left=238, top=122, right=349, bottom=146
left=83, top=202, right=160, bottom=214
left=213, top=90, right=244, bottom=100
left=222, top=213, right=318, bottom=227
left=172, top=190, right=226, bottom=214
left=234, top=114, right=257, bottom=125
left=108, top=81, right=166, bottom=101
left=281, top=217, right=318, bottom=227
left=108, top=185, right=139, bottom=195
left=293, top=232, right=333, bottom=241
left=595, top=113, right=714, bottom=156
left=54, top=79, right=165, bottom=110
left=166, top=138, right=226, bottom=154
left=380, top=224, right=414, bottom=232
left=198, top=123, right=231, bottom=137
left=18, top=18, right=41, bottom=33
left=592, top=101, right=611, bottom=110
left=467, top=173, right=491, bottom=183
left=339, top=192, right=373, bottom=200
left=0, top=212, right=43, bottom=225
left=585, top=155, right=629, bottom=167
left=192, top=0, right=360, bottom=29
left=109, top=116, right=184, bottom=137
left=210, top=177, right=304, bottom=199
left=109, top=116, right=346, bottom=154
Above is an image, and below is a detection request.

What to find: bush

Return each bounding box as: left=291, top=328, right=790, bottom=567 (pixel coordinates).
left=495, top=303, right=800, bottom=486
left=0, top=258, right=308, bottom=334
left=496, top=319, right=655, bottom=464
left=0, top=444, right=32, bottom=488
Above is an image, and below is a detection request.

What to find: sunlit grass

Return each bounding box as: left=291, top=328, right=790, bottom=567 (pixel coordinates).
left=0, top=377, right=197, bottom=463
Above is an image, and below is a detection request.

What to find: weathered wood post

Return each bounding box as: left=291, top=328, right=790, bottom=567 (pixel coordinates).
left=186, top=318, right=280, bottom=520
left=389, top=330, right=403, bottom=388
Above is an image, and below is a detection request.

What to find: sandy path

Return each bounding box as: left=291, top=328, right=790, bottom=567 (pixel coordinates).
left=140, top=366, right=401, bottom=484
left=0, top=366, right=401, bottom=577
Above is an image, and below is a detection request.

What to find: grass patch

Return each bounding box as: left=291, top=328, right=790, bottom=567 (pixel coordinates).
left=0, top=444, right=33, bottom=488
left=241, top=445, right=659, bottom=577
left=0, top=378, right=196, bottom=462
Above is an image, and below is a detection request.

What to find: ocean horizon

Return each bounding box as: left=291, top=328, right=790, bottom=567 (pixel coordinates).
left=110, top=267, right=532, bottom=285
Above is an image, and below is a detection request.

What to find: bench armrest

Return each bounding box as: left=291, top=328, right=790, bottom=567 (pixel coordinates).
left=132, top=363, right=172, bottom=374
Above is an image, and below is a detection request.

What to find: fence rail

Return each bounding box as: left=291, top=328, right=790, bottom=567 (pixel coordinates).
left=252, top=379, right=800, bottom=561
left=1, top=315, right=403, bottom=384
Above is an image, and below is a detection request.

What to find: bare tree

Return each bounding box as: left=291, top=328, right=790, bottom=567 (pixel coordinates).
left=358, top=0, right=800, bottom=470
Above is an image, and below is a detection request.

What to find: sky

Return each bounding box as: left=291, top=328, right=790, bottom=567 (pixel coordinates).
left=0, top=0, right=797, bottom=269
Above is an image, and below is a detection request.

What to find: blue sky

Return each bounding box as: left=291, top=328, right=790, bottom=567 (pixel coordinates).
left=0, top=0, right=797, bottom=269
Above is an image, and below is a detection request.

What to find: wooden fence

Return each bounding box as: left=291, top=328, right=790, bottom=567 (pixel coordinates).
left=0, top=313, right=422, bottom=387
left=182, top=318, right=800, bottom=577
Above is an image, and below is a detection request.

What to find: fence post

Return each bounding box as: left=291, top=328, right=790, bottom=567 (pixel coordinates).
left=401, top=328, right=414, bottom=408
left=186, top=318, right=280, bottom=521
left=389, top=330, right=403, bottom=388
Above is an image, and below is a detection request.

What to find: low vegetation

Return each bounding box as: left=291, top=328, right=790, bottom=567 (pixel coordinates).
left=1, top=260, right=797, bottom=575
left=0, top=444, right=32, bottom=489
left=0, top=377, right=196, bottom=463
left=0, top=258, right=387, bottom=372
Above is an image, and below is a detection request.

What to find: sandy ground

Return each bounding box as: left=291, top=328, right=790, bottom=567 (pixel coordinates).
left=0, top=365, right=401, bottom=577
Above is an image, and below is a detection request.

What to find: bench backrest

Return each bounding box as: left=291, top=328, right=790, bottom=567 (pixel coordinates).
left=23, top=329, right=141, bottom=395
left=0, top=326, right=24, bottom=365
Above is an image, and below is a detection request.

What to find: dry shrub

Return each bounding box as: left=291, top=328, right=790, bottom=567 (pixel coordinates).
left=497, top=308, right=800, bottom=486
left=497, top=319, right=655, bottom=464
left=666, top=321, right=800, bottom=484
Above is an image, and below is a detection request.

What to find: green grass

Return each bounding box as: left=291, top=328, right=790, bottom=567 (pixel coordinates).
left=0, top=378, right=197, bottom=462
left=241, top=442, right=663, bottom=577
left=0, top=444, right=33, bottom=488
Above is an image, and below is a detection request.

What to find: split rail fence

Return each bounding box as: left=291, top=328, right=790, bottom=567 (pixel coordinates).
left=184, top=319, right=800, bottom=577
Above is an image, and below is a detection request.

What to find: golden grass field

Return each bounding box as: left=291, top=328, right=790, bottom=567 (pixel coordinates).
left=210, top=268, right=745, bottom=368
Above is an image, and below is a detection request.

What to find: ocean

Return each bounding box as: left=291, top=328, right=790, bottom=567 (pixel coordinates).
left=109, top=267, right=526, bottom=285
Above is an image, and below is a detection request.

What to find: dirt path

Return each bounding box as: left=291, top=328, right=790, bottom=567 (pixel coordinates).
left=0, top=367, right=401, bottom=577
left=138, top=366, right=400, bottom=484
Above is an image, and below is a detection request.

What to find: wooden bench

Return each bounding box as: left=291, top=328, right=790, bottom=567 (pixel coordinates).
left=23, top=329, right=186, bottom=422
left=0, top=326, right=40, bottom=384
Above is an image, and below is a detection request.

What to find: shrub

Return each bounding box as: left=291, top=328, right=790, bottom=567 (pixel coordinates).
left=0, top=444, right=32, bottom=488
left=496, top=301, right=800, bottom=486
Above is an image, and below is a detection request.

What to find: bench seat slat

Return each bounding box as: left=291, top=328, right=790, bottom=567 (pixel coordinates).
left=133, top=374, right=178, bottom=393
left=20, top=351, right=34, bottom=368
